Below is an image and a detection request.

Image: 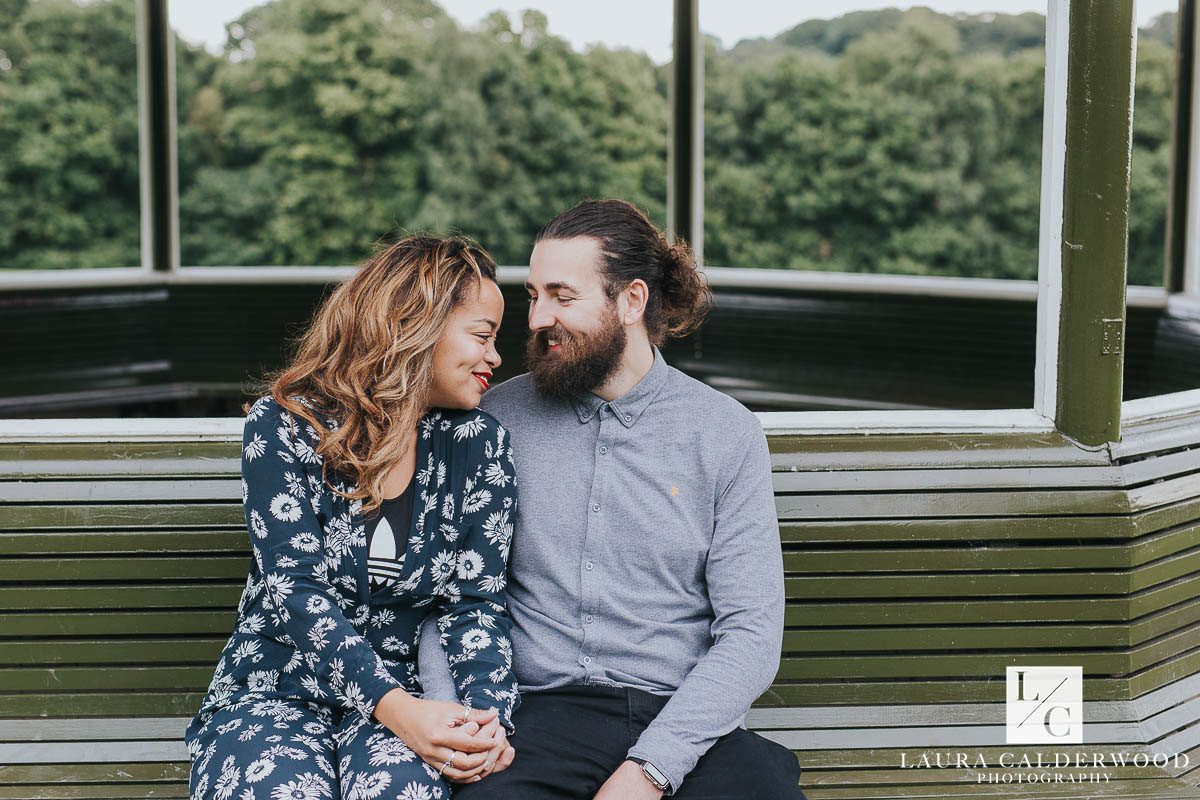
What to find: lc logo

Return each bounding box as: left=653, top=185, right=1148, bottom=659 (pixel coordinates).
left=1005, top=666, right=1083, bottom=744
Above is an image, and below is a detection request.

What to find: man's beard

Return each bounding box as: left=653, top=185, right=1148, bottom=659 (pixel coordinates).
left=525, top=305, right=627, bottom=399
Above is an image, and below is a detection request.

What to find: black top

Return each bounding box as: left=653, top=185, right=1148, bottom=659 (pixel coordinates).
left=366, top=477, right=415, bottom=593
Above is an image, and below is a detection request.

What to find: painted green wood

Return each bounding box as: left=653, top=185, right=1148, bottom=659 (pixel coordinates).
left=781, top=524, right=1199, bottom=571
left=0, top=504, right=244, bottom=530
left=765, top=432, right=1105, bottom=465
left=775, top=488, right=1132, bottom=520
left=758, top=678, right=1137, bottom=706
left=1056, top=0, right=1135, bottom=445
left=780, top=494, right=1200, bottom=542
left=0, top=762, right=187, bottom=785
left=0, top=638, right=224, bottom=666
left=0, top=785, right=188, bottom=800
left=782, top=599, right=1200, bottom=650
left=0, top=693, right=202, bottom=718
left=0, top=442, right=237, bottom=465
left=0, top=557, right=247, bottom=582
left=0, top=584, right=243, bottom=611
left=0, top=530, right=246, bottom=555
left=0, top=611, right=234, bottom=637
left=0, top=666, right=216, bottom=691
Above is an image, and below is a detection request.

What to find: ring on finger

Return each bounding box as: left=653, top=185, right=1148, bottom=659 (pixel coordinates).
left=438, top=752, right=458, bottom=776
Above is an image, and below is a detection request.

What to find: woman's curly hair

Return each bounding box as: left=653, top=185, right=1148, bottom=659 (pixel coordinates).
left=267, top=234, right=497, bottom=513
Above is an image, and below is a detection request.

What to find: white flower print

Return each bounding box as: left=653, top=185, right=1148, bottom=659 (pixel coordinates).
left=246, top=397, right=269, bottom=420
left=366, top=733, right=416, bottom=765
left=430, top=551, right=456, bottom=584
left=238, top=723, right=263, bottom=742
left=240, top=789, right=255, bottom=800
left=289, top=531, right=320, bottom=553
left=483, top=461, right=511, bottom=487
left=346, top=770, right=390, bottom=800
left=244, top=758, right=275, bottom=784
left=270, top=773, right=331, bottom=800
left=299, top=675, right=326, bottom=699
left=304, top=596, right=331, bottom=614
left=453, top=416, right=485, bottom=441
left=479, top=573, right=506, bottom=593
left=246, top=670, right=279, bottom=693
left=249, top=510, right=268, bottom=539
left=481, top=510, right=511, bottom=548
left=308, top=617, right=337, bottom=650
left=284, top=471, right=305, bottom=496
left=461, top=487, right=492, bottom=515
left=264, top=573, right=295, bottom=605
left=244, top=433, right=267, bottom=461
left=460, top=628, right=492, bottom=652
left=292, top=436, right=320, bottom=465
left=397, top=782, right=434, bottom=800
left=231, top=639, right=262, bottom=666
left=270, top=493, right=303, bottom=522
left=214, top=756, right=240, bottom=800
left=456, top=550, right=484, bottom=581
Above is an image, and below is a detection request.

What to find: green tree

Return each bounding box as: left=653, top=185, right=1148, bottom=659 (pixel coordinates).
left=0, top=0, right=141, bottom=268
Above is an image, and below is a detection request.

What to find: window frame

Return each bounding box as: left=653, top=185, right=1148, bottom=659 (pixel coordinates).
left=3, top=0, right=1186, bottom=444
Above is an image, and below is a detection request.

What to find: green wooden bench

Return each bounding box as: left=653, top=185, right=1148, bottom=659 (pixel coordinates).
left=3, top=409, right=1200, bottom=799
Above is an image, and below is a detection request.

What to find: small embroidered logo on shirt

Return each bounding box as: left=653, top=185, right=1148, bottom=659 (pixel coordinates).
left=671, top=486, right=680, bottom=497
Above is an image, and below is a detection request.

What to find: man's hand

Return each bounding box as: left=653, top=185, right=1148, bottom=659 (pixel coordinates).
left=594, top=760, right=664, bottom=800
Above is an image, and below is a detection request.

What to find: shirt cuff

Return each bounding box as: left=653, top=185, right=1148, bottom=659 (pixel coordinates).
left=628, top=731, right=698, bottom=796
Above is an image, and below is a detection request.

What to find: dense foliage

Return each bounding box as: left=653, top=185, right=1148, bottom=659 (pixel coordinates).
left=0, top=0, right=1177, bottom=283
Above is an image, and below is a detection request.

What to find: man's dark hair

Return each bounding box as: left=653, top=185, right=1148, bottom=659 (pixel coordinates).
left=535, top=199, right=712, bottom=346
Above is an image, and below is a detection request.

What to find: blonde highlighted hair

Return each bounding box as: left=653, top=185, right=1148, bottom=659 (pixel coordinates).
left=268, top=234, right=498, bottom=513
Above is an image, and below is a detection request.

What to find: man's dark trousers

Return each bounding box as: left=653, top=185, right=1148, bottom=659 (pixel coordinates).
left=454, top=686, right=806, bottom=800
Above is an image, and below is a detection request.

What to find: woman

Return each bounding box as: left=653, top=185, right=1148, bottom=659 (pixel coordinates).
left=186, top=235, right=518, bottom=800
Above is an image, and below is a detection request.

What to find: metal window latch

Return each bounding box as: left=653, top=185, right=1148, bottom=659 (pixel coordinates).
left=1100, top=318, right=1123, bottom=356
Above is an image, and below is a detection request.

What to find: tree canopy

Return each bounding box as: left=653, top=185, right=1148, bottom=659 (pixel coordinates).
left=0, top=1, right=1177, bottom=284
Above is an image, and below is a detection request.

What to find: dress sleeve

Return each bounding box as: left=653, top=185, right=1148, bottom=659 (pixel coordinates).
left=242, top=397, right=401, bottom=718
left=433, top=418, right=520, bottom=732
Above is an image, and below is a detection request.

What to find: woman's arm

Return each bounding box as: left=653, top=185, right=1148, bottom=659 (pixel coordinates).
left=433, top=418, right=520, bottom=732
left=242, top=397, right=401, bottom=718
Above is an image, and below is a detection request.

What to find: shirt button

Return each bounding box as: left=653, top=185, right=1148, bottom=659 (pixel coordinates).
left=592, top=504, right=600, bottom=512
left=583, top=656, right=592, bottom=664
left=585, top=615, right=594, bottom=624
left=598, top=445, right=608, bottom=455
left=585, top=561, right=594, bottom=571
left=624, top=414, right=632, bottom=422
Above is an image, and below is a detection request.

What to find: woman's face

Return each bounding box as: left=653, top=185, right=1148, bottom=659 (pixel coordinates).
left=428, top=278, right=505, bottom=410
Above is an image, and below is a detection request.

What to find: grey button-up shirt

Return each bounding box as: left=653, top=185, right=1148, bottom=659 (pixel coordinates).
left=477, top=348, right=784, bottom=791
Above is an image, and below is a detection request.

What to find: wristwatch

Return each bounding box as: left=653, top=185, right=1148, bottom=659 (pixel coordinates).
left=628, top=757, right=671, bottom=791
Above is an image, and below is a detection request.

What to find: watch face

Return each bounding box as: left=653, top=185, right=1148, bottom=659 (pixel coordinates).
left=641, top=761, right=670, bottom=790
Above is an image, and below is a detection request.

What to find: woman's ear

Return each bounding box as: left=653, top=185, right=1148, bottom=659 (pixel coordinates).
left=621, top=279, right=649, bottom=325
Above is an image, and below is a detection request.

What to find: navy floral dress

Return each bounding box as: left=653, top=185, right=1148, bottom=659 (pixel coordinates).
left=186, top=396, right=518, bottom=800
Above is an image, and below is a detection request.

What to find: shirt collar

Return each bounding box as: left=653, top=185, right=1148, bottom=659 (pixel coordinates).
left=571, top=347, right=669, bottom=428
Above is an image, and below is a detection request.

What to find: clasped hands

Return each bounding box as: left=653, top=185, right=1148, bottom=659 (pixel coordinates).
left=374, top=689, right=515, bottom=784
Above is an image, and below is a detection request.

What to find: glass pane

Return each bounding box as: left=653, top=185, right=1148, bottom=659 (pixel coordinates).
left=0, top=0, right=141, bottom=269
left=1127, top=5, right=1176, bottom=287
left=172, top=0, right=669, bottom=266
left=701, top=3, right=1048, bottom=277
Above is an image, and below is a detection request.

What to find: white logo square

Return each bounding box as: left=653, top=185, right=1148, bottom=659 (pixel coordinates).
left=1006, top=666, right=1082, bottom=744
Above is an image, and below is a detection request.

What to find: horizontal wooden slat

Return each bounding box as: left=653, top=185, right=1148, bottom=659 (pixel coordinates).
left=0, top=611, right=234, bottom=638
left=0, top=693, right=202, bottom=718
left=0, top=480, right=241, bottom=503
left=0, top=505, right=243, bottom=531
left=0, top=640, right=223, bottom=669
left=0, top=585, right=243, bottom=611
left=0, top=557, right=248, bottom=582
left=0, top=531, right=245, bottom=556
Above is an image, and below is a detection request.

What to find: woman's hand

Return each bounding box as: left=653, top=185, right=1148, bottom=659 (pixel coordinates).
left=470, top=715, right=517, bottom=779
left=373, top=689, right=498, bottom=783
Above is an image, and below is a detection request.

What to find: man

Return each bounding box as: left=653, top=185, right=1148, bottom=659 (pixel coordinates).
left=424, top=199, right=803, bottom=798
